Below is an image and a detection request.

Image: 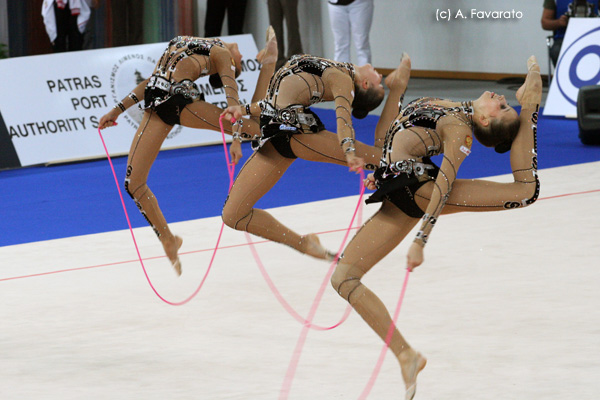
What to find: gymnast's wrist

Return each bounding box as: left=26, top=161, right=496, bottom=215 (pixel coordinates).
left=340, top=137, right=356, bottom=155
left=128, top=93, right=140, bottom=104
left=413, top=230, right=427, bottom=247
left=113, top=102, right=126, bottom=113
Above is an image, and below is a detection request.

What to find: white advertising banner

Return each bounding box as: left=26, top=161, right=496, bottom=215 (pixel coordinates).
left=0, top=34, right=261, bottom=167
left=544, top=18, right=600, bottom=116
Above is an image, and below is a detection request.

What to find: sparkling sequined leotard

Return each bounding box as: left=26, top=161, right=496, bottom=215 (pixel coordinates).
left=254, top=55, right=356, bottom=156
left=367, top=97, right=474, bottom=218
left=143, top=37, right=229, bottom=125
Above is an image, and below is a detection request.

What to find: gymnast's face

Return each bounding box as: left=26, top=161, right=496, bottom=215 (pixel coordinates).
left=361, top=64, right=384, bottom=96
left=477, top=91, right=518, bottom=126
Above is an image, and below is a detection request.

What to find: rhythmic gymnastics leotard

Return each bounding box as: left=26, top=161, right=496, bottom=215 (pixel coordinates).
left=366, top=97, right=474, bottom=218
left=143, top=37, right=226, bottom=125
left=254, top=55, right=355, bottom=158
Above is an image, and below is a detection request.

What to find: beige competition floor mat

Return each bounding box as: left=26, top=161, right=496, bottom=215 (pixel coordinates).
left=1, top=162, right=599, bottom=400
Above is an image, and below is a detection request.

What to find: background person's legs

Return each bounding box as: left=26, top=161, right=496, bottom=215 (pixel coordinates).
left=267, top=0, right=287, bottom=69
left=126, top=0, right=144, bottom=45
left=226, top=0, right=248, bottom=35
left=549, top=37, right=563, bottom=67
left=282, top=0, right=303, bottom=58
left=204, top=0, right=227, bottom=37
left=327, top=3, right=351, bottom=63
left=52, top=2, right=69, bottom=52
left=348, top=0, right=373, bottom=66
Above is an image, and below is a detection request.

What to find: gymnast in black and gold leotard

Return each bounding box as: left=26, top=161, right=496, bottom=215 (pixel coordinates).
left=97, top=28, right=279, bottom=275
left=331, top=55, right=542, bottom=400
left=253, top=54, right=358, bottom=157
left=219, top=51, right=398, bottom=261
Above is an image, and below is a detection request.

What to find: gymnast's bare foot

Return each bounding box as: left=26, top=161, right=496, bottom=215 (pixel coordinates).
left=516, top=56, right=542, bottom=106
left=399, top=349, right=427, bottom=400
left=163, top=235, right=183, bottom=276
left=300, top=234, right=336, bottom=261
left=256, top=26, right=277, bottom=65
left=385, top=52, right=411, bottom=92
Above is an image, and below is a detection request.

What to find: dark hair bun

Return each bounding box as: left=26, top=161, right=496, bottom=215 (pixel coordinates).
left=352, top=108, right=369, bottom=119
left=209, top=74, right=223, bottom=88
left=494, top=141, right=512, bottom=154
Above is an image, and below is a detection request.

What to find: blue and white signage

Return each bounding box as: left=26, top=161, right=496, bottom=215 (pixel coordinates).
left=544, top=18, right=600, bottom=116
left=0, top=34, right=261, bottom=167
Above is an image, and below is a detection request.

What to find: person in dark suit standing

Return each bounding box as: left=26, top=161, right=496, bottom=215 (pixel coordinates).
left=111, top=0, right=144, bottom=46
left=204, top=0, right=248, bottom=37
left=267, top=0, right=303, bottom=69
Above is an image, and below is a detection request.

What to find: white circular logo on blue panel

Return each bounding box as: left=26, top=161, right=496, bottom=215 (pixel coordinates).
left=556, top=26, right=600, bottom=106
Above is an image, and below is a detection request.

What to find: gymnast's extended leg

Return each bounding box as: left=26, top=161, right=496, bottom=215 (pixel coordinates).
left=331, top=200, right=426, bottom=398
left=290, top=129, right=382, bottom=169
left=125, top=110, right=183, bottom=274
left=375, top=53, right=412, bottom=147
left=254, top=26, right=278, bottom=105
left=415, top=60, right=542, bottom=214
left=221, top=141, right=334, bottom=259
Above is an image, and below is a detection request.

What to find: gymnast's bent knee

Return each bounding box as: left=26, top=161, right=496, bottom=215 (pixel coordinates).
left=331, top=262, right=363, bottom=302
left=123, top=166, right=146, bottom=200
left=221, top=201, right=253, bottom=231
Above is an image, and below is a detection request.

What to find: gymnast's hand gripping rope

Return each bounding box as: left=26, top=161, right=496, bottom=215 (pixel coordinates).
left=98, top=126, right=229, bottom=306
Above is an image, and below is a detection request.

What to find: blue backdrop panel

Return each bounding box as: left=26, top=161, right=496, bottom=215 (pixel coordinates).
left=1, top=108, right=599, bottom=247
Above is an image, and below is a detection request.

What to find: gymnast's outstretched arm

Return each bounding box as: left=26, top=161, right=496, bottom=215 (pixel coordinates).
left=407, top=117, right=474, bottom=269
left=211, top=45, right=243, bottom=109
left=98, top=77, right=150, bottom=129
left=327, top=69, right=364, bottom=171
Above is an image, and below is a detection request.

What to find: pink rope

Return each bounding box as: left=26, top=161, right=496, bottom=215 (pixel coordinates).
left=218, top=117, right=236, bottom=187
left=243, top=173, right=365, bottom=330
left=358, top=268, right=411, bottom=399
left=218, top=115, right=363, bottom=331
left=97, top=125, right=233, bottom=306
left=245, top=227, right=355, bottom=331
left=278, top=169, right=366, bottom=399
left=279, top=267, right=411, bottom=399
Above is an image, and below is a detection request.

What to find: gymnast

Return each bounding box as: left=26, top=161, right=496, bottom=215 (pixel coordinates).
left=98, top=29, right=278, bottom=275
left=330, top=55, right=542, bottom=399
left=220, top=47, right=409, bottom=260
